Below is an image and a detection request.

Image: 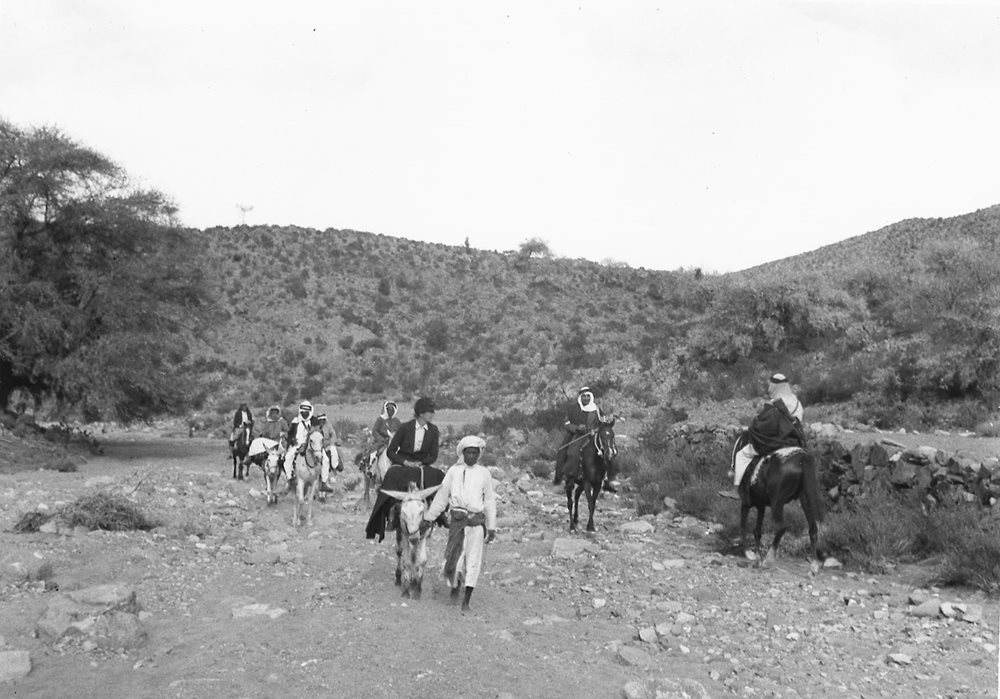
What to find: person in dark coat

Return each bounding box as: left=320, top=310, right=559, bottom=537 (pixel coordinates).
left=386, top=397, right=440, bottom=468
left=365, top=397, right=443, bottom=542
left=229, top=403, right=254, bottom=445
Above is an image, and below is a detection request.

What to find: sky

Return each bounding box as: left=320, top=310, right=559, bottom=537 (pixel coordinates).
left=2, top=1, right=999, bottom=273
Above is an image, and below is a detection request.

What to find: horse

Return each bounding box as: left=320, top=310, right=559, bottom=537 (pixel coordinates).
left=230, top=424, right=252, bottom=480
left=734, top=434, right=825, bottom=574
left=292, top=431, right=324, bottom=526
left=380, top=483, right=442, bottom=599
left=565, top=417, right=618, bottom=533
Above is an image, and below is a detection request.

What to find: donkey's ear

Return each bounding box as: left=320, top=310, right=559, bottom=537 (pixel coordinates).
left=380, top=489, right=408, bottom=500
left=406, top=484, right=442, bottom=501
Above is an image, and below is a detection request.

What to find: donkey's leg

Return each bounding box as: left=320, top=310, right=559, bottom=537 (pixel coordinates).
left=411, top=538, right=426, bottom=600
left=394, top=529, right=403, bottom=587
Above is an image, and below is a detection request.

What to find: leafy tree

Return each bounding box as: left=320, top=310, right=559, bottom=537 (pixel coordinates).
left=518, top=237, right=552, bottom=259
left=0, top=120, right=212, bottom=420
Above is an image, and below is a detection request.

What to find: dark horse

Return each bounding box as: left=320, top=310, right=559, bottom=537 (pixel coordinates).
left=565, top=418, right=618, bottom=533
left=734, top=433, right=825, bottom=573
left=230, top=424, right=251, bottom=480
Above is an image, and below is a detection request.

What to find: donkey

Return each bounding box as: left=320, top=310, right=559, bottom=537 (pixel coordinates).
left=380, top=483, right=442, bottom=599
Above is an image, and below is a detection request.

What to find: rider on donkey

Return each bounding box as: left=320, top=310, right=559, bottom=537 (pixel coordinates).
left=728, top=373, right=807, bottom=495
left=554, top=387, right=620, bottom=492
left=282, top=400, right=315, bottom=490
left=256, top=405, right=288, bottom=444
left=365, top=397, right=445, bottom=542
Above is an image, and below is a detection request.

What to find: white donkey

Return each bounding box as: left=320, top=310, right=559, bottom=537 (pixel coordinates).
left=381, top=483, right=442, bottom=599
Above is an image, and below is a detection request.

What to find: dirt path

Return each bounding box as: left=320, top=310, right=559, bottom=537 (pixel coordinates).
left=1, top=436, right=998, bottom=698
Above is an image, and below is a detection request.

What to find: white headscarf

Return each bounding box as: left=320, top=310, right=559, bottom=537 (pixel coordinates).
left=577, top=387, right=599, bottom=414
left=767, top=374, right=803, bottom=421
left=455, top=435, right=486, bottom=460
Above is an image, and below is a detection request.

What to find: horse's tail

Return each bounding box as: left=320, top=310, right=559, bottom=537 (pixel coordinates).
left=799, top=450, right=824, bottom=524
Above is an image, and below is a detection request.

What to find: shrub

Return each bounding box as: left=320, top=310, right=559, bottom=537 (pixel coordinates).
left=60, top=491, right=157, bottom=531
left=822, top=494, right=924, bottom=573
left=41, top=457, right=78, bottom=472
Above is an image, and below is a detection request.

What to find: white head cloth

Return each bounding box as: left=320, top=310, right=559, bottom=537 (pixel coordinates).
left=455, top=435, right=486, bottom=459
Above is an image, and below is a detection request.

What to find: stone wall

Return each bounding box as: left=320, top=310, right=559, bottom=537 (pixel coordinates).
left=664, top=423, right=1000, bottom=509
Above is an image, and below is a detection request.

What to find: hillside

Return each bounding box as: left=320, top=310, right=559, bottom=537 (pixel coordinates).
left=736, top=204, right=1000, bottom=282
left=195, top=225, right=705, bottom=414
left=191, top=203, right=1000, bottom=430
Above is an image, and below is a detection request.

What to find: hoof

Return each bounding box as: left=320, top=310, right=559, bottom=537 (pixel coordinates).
left=744, top=549, right=758, bottom=561
left=586, top=524, right=596, bottom=533
left=461, top=602, right=471, bottom=613
left=411, top=588, right=421, bottom=601
left=809, top=559, right=821, bottom=576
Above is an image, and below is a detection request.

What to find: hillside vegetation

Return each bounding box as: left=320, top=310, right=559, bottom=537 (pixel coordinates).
left=199, top=204, right=1000, bottom=432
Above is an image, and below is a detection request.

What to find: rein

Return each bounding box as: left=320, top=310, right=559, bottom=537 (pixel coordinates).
left=556, top=429, right=597, bottom=452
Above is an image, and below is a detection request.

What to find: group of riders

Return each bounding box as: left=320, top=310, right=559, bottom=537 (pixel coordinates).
left=229, top=399, right=342, bottom=492
left=229, top=371, right=805, bottom=506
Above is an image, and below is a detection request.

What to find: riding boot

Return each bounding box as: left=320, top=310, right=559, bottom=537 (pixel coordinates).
left=461, top=586, right=473, bottom=612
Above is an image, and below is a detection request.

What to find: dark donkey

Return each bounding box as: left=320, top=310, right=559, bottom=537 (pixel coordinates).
left=734, top=433, right=825, bottom=574
left=565, top=417, right=619, bottom=533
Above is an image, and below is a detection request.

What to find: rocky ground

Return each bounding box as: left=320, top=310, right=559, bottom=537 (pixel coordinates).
left=0, top=432, right=997, bottom=698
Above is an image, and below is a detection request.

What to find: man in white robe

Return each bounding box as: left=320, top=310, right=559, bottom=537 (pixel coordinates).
left=422, top=435, right=497, bottom=612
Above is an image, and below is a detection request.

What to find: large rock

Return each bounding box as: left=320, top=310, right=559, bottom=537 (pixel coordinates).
left=0, top=552, right=54, bottom=583
left=618, top=520, right=655, bottom=535
left=622, top=677, right=711, bottom=699
left=0, top=651, right=31, bottom=683
left=68, top=583, right=138, bottom=612
left=35, top=597, right=99, bottom=641
left=550, top=538, right=596, bottom=558
left=91, top=610, right=147, bottom=650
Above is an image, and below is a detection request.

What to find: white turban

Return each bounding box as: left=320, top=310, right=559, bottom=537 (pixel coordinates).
left=455, top=435, right=486, bottom=458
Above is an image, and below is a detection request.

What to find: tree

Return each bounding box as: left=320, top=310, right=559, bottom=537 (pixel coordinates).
left=518, top=237, right=552, bottom=259
left=0, top=120, right=213, bottom=421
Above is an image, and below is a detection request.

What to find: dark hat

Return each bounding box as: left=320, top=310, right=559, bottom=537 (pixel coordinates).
left=414, top=397, right=436, bottom=415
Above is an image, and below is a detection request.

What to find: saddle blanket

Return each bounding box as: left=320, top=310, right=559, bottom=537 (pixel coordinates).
left=248, top=437, right=279, bottom=457
left=750, top=447, right=807, bottom=486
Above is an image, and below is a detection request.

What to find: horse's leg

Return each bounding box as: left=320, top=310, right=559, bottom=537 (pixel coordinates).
left=573, top=483, right=585, bottom=532
left=753, top=505, right=766, bottom=564
left=305, top=477, right=316, bottom=526
left=765, top=501, right=788, bottom=566
left=566, top=481, right=577, bottom=531
left=394, top=528, right=403, bottom=587
left=585, top=483, right=599, bottom=533
left=739, top=500, right=753, bottom=559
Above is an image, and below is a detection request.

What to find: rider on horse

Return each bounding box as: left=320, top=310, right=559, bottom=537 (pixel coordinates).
left=554, top=387, right=620, bottom=493
left=313, top=413, right=341, bottom=492
left=730, top=373, right=807, bottom=491
left=229, top=402, right=254, bottom=446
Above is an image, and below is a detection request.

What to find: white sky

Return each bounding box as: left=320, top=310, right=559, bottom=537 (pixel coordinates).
left=2, top=1, right=999, bottom=272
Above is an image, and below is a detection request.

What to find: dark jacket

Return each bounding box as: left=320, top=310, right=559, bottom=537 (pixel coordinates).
left=232, top=408, right=254, bottom=430
left=748, top=400, right=806, bottom=454
left=386, top=419, right=439, bottom=467
left=364, top=464, right=445, bottom=542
